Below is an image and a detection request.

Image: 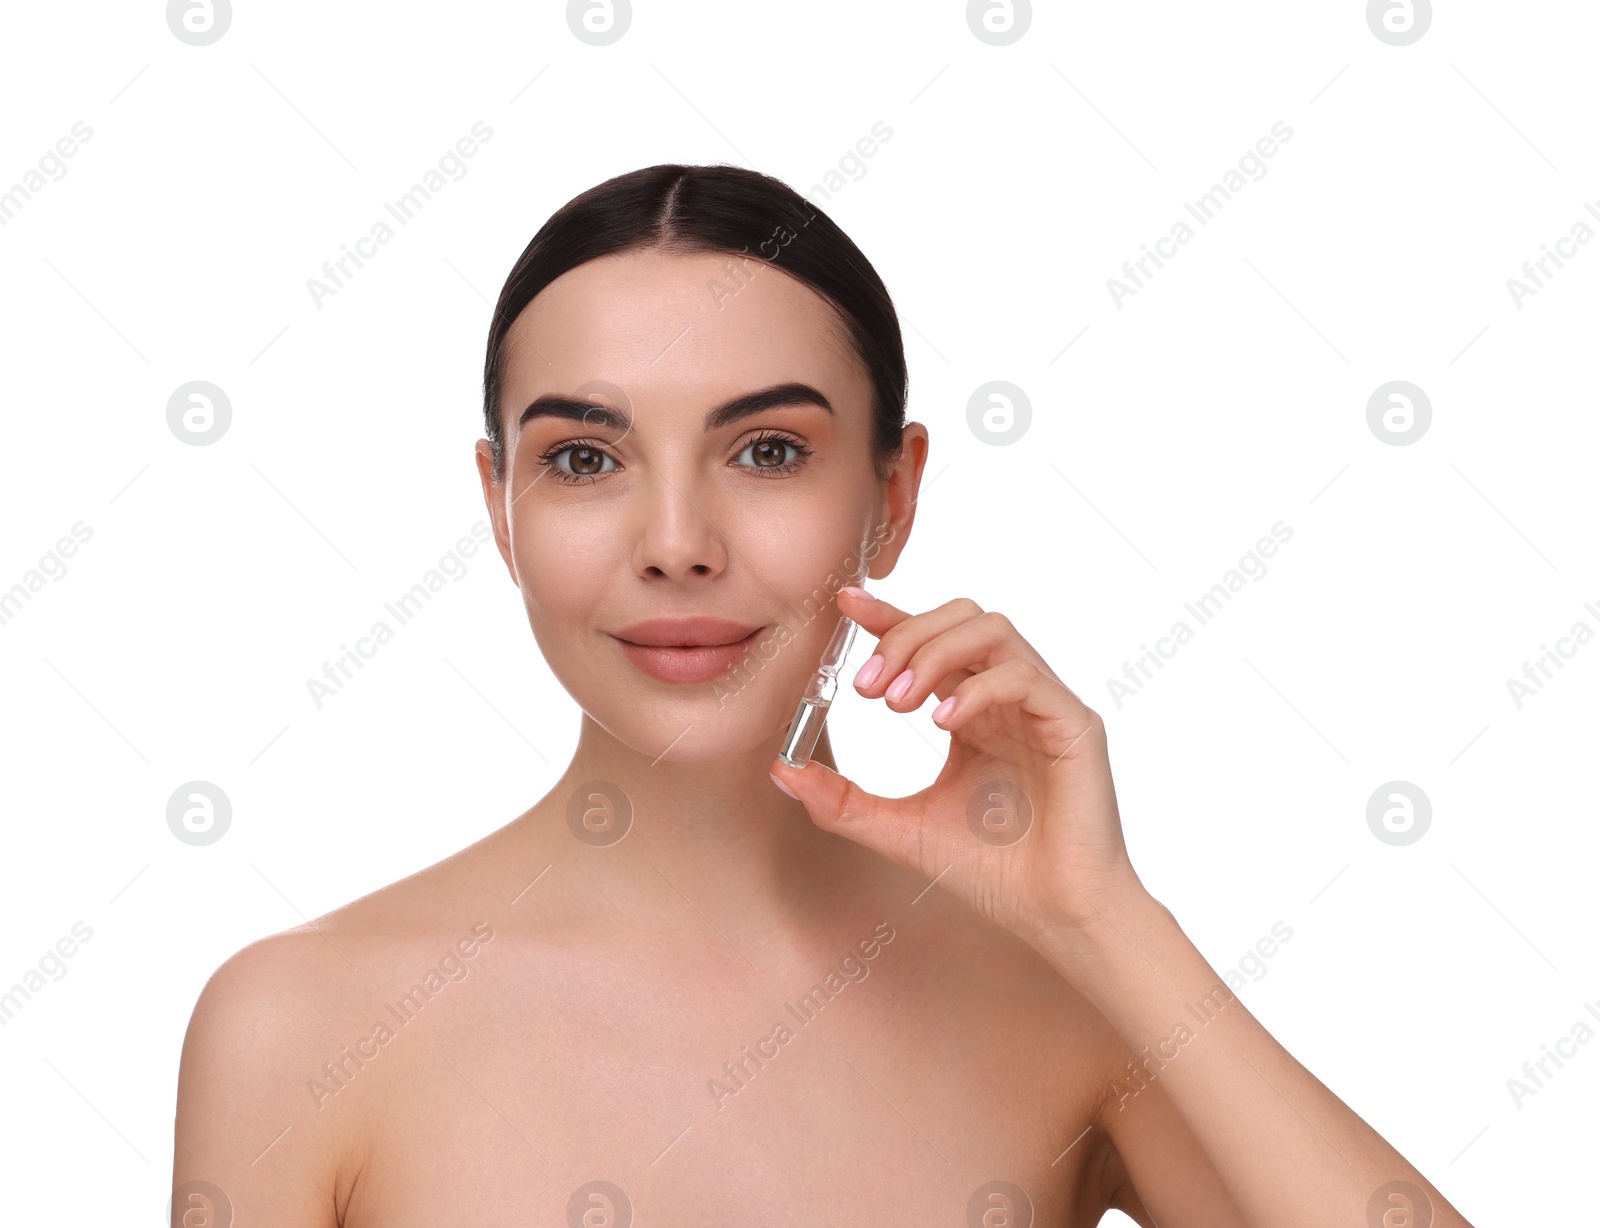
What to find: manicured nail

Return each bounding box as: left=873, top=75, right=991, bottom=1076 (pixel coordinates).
left=885, top=668, right=914, bottom=703
left=840, top=585, right=874, bottom=601
left=932, top=696, right=957, bottom=724
left=854, top=654, right=884, bottom=689
left=770, top=772, right=798, bottom=799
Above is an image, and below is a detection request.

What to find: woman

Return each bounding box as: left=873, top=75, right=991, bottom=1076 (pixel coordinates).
left=172, top=164, right=1472, bottom=1226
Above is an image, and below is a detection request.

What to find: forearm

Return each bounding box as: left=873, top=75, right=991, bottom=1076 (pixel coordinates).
left=1034, top=889, right=1472, bottom=1228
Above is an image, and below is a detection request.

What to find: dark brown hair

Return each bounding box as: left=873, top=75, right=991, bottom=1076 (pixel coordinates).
left=481, top=163, right=908, bottom=484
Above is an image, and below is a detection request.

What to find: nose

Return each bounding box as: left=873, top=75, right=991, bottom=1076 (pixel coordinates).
left=630, top=465, right=731, bottom=581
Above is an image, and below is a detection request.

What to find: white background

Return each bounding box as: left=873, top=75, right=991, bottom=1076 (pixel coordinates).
left=1, top=1, right=1594, bottom=1223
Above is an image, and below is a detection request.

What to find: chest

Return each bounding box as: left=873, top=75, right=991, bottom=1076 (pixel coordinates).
left=338, top=932, right=1109, bottom=1225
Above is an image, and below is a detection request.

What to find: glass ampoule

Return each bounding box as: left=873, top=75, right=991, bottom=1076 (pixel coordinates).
left=777, top=613, right=858, bottom=769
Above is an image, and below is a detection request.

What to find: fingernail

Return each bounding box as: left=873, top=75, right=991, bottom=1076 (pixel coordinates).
left=885, top=668, right=914, bottom=703
left=932, top=696, right=957, bottom=723
left=840, top=585, right=874, bottom=601
left=854, top=654, right=884, bottom=689
left=770, top=772, right=798, bottom=799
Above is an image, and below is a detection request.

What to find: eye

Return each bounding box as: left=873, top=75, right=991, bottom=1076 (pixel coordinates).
left=735, top=431, right=812, bottom=477
left=535, top=440, right=619, bottom=485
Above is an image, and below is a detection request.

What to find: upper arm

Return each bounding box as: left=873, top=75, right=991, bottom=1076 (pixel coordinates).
left=172, top=932, right=353, bottom=1228
left=1093, top=1036, right=1249, bottom=1228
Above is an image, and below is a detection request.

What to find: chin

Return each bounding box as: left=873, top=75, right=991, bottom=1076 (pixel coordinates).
left=612, top=707, right=791, bottom=765
left=579, top=677, right=797, bottom=766
left=546, top=629, right=817, bottom=764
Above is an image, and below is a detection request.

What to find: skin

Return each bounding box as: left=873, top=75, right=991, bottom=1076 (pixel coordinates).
left=170, top=246, right=1472, bottom=1227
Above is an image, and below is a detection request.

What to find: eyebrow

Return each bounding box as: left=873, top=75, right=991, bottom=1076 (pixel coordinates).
left=516, top=381, right=835, bottom=436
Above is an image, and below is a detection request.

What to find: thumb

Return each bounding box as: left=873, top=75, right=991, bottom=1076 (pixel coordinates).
left=769, top=756, right=924, bottom=871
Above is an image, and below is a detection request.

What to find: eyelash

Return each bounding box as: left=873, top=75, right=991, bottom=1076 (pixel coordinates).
left=533, top=430, right=814, bottom=486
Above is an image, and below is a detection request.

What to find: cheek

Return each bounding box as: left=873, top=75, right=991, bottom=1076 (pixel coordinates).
left=739, top=497, right=871, bottom=608
left=511, top=505, right=609, bottom=620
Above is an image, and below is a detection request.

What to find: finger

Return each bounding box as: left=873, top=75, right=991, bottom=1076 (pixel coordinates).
left=931, top=657, right=1102, bottom=759
left=769, top=755, right=926, bottom=874
left=873, top=609, right=1053, bottom=713
left=845, top=594, right=987, bottom=698
left=835, top=585, right=914, bottom=638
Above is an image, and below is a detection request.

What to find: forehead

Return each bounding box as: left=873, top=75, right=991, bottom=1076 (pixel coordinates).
left=497, top=248, right=865, bottom=426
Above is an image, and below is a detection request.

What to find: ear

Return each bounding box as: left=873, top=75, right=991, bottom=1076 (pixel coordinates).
left=474, top=439, right=520, bottom=587
left=867, top=421, right=930, bottom=580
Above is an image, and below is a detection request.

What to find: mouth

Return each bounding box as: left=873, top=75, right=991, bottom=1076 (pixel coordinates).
left=610, top=618, right=764, bottom=686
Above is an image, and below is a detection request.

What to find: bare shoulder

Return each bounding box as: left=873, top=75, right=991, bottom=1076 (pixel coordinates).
left=875, top=866, right=1131, bottom=1216
left=974, top=922, right=1129, bottom=1211
left=1066, top=958, right=1252, bottom=1228
left=173, top=820, right=522, bottom=1226
left=980, top=922, right=1247, bottom=1225
left=174, top=924, right=373, bottom=1226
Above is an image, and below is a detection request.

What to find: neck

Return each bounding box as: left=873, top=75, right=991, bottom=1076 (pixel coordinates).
left=522, top=711, right=867, bottom=928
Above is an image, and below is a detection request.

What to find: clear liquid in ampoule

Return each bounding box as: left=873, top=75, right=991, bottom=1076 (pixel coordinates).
left=778, top=695, right=832, bottom=768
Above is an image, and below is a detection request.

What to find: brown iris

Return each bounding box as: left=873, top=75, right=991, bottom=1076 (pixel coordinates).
left=751, top=439, right=786, bottom=468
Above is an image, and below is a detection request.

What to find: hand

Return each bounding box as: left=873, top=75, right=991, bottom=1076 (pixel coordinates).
left=770, top=587, right=1148, bottom=951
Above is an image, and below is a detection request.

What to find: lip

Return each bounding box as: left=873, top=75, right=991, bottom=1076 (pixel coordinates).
left=610, top=617, right=764, bottom=685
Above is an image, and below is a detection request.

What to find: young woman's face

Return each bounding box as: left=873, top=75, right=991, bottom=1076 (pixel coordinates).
left=477, top=247, right=914, bottom=763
